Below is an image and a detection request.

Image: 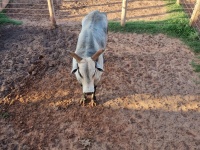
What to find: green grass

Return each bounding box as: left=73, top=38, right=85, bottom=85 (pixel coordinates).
left=0, top=112, right=10, bottom=119
left=0, top=10, right=22, bottom=25
left=108, top=0, right=200, bottom=72
left=192, top=59, right=200, bottom=72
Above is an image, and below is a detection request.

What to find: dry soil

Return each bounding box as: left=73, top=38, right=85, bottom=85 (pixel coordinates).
left=1, top=0, right=200, bottom=150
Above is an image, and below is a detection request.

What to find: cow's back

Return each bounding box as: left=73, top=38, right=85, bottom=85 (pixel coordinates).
left=82, top=10, right=107, bottom=34
left=75, top=10, right=108, bottom=58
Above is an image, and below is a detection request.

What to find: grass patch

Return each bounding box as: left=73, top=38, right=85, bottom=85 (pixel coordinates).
left=0, top=112, right=10, bottom=119
left=108, top=0, right=200, bottom=72
left=0, top=10, right=22, bottom=25
left=191, top=60, right=200, bottom=72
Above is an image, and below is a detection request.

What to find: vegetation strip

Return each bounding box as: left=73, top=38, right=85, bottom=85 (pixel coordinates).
left=0, top=10, right=22, bottom=25
left=108, top=0, right=200, bottom=73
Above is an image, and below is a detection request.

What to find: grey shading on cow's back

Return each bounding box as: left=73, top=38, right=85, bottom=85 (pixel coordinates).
left=69, top=10, right=108, bottom=106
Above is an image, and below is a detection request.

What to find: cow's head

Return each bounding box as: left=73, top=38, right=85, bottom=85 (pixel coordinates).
left=69, top=50, right=104, bottom=94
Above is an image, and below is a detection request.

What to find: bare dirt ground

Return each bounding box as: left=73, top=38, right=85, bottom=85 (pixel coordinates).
left=1, top=0, right=200, bottom=150
left=57, top=0, right=168, bottom=22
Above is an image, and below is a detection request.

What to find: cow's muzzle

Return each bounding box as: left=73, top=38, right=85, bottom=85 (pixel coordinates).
left=84, top=92, right=94, bottom=95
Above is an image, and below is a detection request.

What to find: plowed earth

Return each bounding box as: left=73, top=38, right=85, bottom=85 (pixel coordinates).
left=0, top=24, right=200, bottom=149
left=1, top=0, right=200, bottom=149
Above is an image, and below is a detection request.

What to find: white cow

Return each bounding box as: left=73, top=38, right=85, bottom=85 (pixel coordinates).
left=68, top=10, right=108, bottom=106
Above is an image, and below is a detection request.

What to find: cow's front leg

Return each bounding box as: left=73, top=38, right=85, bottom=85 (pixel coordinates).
left=89, top=93, right=97, bottom=107
left=89, top=86, right=97, bottom=107
left=80, top=93, right=87, bottom=106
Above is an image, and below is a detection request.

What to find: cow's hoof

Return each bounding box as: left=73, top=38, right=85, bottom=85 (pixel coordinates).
left=89, top=99, right=97, bottom=107
left=80, top=98, right=86, bottom=106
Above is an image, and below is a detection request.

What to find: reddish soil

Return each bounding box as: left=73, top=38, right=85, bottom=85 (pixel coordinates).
left=57, top=0, right=168, bottom=21
left=1, top=0, right=200, bottom=149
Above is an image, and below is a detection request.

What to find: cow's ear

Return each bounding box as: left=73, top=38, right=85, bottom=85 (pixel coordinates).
left=71, top=61, right=78, bottom=74
left=96, top=62, right=104, bottom=72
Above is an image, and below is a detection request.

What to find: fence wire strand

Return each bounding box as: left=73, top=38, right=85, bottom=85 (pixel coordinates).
left=0, top=2, right=47, bottom=6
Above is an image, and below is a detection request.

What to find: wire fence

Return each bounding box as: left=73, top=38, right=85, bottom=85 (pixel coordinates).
left=0, top=0, right=49, bottom=20
left=0, top=0, right=200, bottom=33
left=181, top=0, right=200, bottom=33
left=58, top=0, right=169, bottom=20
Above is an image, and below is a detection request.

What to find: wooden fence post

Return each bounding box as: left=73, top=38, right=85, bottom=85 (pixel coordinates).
left=0, top=0, right=10, bottom=12
left=189, top=0, right=200, bottom=26
left=47, top=0, right=57, bottom=28
left=121, top=0, right=128, bottom=27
